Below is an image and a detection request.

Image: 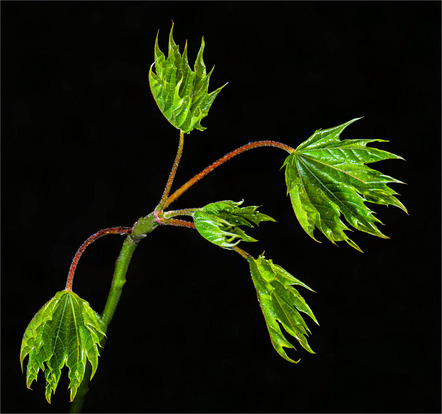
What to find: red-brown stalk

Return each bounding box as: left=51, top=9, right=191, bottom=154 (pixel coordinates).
left=163, top=140, right=294, bottom=209
left=65, top=227, right=132, bottom=291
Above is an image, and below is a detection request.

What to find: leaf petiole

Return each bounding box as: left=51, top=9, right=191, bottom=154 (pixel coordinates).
left=65, top=227, right=132, bottom=291
left=163, top=208, right=198, bottom=218
left=156, top=130, right=185, bottom=212
left=164, top=140, right=294, bottom=209
left=159, top=218, right=196, bottom=229
left=232, top=245, right=253, bottom=260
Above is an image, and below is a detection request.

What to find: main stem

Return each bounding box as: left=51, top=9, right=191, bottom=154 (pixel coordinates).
left=163, top=140, right=293, bottom=209
left=70, top=214, right=158, bottom=413
left=69, top=237, right=138, bottom=413
left=100, top=235, right=139, bottom=327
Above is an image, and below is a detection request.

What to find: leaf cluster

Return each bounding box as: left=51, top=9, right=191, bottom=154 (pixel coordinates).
left=19, top=24, right=408, bottom=405
left=192, top=200, right=318, bottom=361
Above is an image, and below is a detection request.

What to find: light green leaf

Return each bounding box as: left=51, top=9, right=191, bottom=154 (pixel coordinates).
left=149, top=22, right=227, bottom=133
left=193, top=200, right=275, bottom=248
left=20, top=290, right=105, bottom=403
left=283, top=118, right=407, bottom=251
left=248, top=254, right=318, bottom=363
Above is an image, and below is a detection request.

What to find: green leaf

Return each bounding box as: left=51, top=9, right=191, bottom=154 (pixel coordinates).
left=193, top=200, right=275, bottom=248
left=283, top=118, right=407, bottom=251
left=149, top=22, right=227, bottom=133
left=20, top=290, right=105, bottom=403
left=248, top=254, right=318, bottom=363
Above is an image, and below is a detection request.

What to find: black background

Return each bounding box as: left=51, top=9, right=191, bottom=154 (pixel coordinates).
left=2, top=1, right=441, bottom=413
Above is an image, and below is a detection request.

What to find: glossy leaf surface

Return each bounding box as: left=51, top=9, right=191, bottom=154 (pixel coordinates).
left=248, top=254, right=318, bottom=363
left=149, top=23, right=226, bottom=133
left=20, top=290, right=105, bottom=403
left=193, top=200, right=275, bottom=248
left=283, top=118, right=407, bottom=251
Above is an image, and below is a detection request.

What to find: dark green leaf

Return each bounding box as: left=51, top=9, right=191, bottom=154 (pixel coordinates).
left=283, top=118, right=407, bottom=251
left=193, top=200, right=275, bottom=248
left=248, top=254, right=318, bottom=363
left=149, top=22, right=227, bottom=133
left=20, top=290, right=105, bottom=403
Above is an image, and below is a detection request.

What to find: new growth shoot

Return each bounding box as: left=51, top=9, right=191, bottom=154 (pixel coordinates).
left=20, top=23, right=407, bottom=409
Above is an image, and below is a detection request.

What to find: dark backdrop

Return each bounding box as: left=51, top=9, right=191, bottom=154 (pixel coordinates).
left=2, top=2, right=440, bottom=413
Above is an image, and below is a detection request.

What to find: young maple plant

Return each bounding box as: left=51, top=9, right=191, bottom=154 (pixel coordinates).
left=20, top=24, right=407, bottom=408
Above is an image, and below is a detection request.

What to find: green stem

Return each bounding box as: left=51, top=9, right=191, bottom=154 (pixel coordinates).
left=70, top=213, right=158, bottom=413
left=100, top=235, right=138, bottom=327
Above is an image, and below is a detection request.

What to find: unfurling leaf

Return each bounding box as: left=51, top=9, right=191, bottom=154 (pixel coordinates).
left=193, top=200, right=275, bottom=248
left=248, top=254, right=318, bottom=363
left=149, top=22, right=227, bottom=133
left=20, top=290, right=105, bottom=403
left=283, top=118, right=407, bottom=251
